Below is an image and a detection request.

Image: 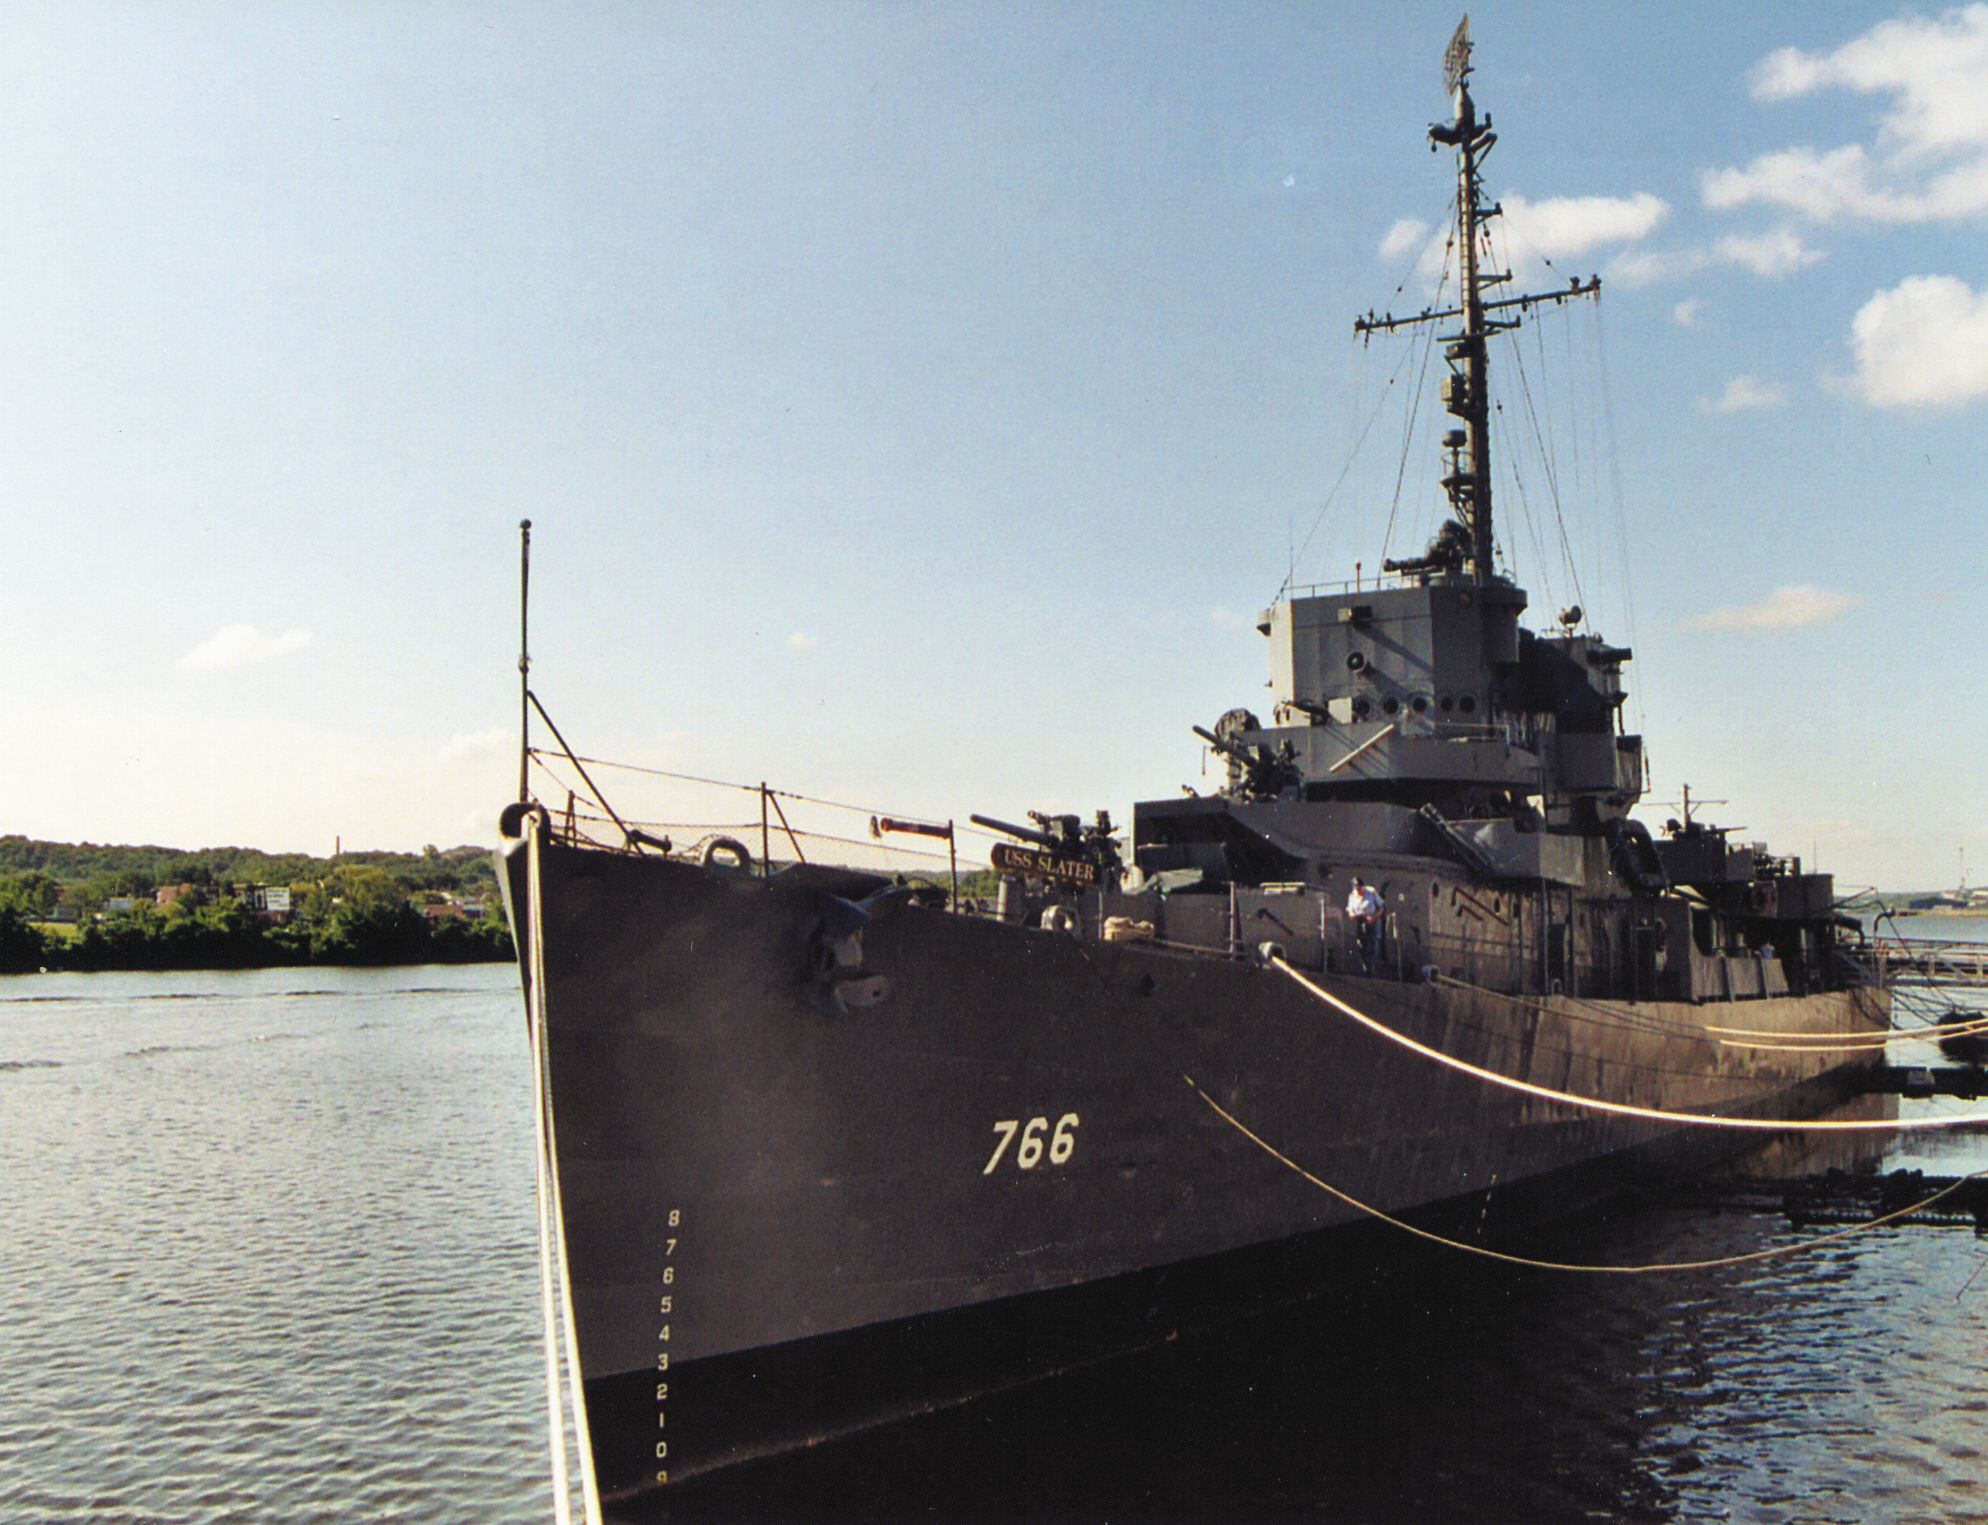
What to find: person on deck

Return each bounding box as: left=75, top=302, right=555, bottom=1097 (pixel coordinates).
left=1346, top=877, right=1385, bottom=975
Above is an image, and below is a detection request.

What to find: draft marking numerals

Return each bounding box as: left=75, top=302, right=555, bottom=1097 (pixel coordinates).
left=654, top=1207, right=680, bottom=1486
left=984, top=1112, right=1080, bottom=1174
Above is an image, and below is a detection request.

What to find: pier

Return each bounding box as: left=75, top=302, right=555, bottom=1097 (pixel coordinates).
left=1860, top=1066, right=1988, bottom=1100
left=1674, top=1170, right=1988, bottom=1235
left=1859, top=937, right=1988, bottom=988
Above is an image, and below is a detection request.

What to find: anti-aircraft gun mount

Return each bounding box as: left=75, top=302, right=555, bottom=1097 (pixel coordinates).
left=971, top=809, right=1124, bottom=892
left=1194, top=709, right=1301, bottom=802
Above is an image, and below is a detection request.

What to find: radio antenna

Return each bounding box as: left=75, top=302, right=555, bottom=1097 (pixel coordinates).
left=518, top=518, right=533, bottom=804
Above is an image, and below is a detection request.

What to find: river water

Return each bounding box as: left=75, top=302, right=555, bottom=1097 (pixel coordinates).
left=3, top=937, right=1986, bottom=1524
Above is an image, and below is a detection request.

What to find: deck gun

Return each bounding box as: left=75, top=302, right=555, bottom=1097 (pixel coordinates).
left=1193, top=721, right=1301, bottom=801
left=971, top=810, right=1123, bottom=889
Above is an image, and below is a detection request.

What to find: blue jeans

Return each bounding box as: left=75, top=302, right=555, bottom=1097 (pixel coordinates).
left=1355, top=920, right=1380, bottom=974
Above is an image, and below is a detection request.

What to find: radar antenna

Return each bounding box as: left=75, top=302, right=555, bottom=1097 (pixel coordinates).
left=1354, top=15, right=1600, bottom=585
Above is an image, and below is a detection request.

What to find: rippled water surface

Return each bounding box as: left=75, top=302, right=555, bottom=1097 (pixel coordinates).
left=5, top=962, right=1988, bottom=1523
left=0, top=967, right=548, bottom=1524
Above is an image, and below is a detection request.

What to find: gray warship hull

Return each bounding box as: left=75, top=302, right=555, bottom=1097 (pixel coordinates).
left=500, top=828, right=1885, bottom=1505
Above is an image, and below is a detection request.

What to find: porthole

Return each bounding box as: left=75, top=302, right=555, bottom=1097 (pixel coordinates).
left=1411, top=696, right=1429, bottom=714
left=1439, top=695, right=1455, bottom=713
left=1346, top=650, right=1367, bottom=672
left=1382, top=696, right=1400, bottom=715
left=1352, top=697, right=1371, bottom=719
left=1459, top=695, right=1477, bottom=714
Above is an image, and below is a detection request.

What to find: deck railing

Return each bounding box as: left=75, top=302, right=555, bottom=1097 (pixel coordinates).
left=524, top=745, right=1006, bottom=899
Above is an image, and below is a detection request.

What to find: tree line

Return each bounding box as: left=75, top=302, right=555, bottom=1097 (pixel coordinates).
left=0, top=838, right=514, bottom=974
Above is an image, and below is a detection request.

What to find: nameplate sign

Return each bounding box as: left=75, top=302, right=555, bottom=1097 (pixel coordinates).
left=991, top=842, right=1099, bottom=886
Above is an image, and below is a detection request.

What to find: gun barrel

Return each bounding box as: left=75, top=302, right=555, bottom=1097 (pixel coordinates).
left=1192, top=724, right=1248, bottom=760
left=969, top=813, right=1060, bottom=850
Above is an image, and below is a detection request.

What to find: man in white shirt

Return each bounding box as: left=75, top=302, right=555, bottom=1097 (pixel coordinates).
left=1346, top=877, right=1384, bottom=974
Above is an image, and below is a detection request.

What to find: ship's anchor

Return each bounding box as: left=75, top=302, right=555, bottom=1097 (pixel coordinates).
left=805, top=885, right=909, bottom=1014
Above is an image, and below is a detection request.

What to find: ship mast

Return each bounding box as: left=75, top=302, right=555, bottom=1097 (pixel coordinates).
left=1355, top=16, right=1599, bottom=586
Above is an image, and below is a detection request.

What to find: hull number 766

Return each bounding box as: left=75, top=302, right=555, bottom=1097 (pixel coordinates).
left=984, top=1113, right=1080, bottom=1174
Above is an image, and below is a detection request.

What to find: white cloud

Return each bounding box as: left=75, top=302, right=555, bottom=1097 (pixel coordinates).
left=1672, top=297, right=1706, bottom=327
left=1502, top=192, right=1669, bottom=260
left=1750, top=8, right=1988, bottom=155
left=1846, top=273, right=1988, bottom=408
left=1380, top=193, right=1667, bottom=286
left=1698, top=376, right=1787, bottom=414
left=1688, top=584, right=1861, bottom=632
left=787, top=631, right=819, bottom=650
left=438, top=728, right=510, bottom=766
left=1606, top=247, right=1706, bottom=289
left=1706, top=8, right=1988, bottom=225
left=177, top=624, right=315, bottom=672
left=1209, top=605, right=1252, bottom=630
left=1699, top=144, right=1964, bottom=223
left=1494, top=193, right=1668, bottom=283
left=1378, top=217, right=1434, bottom=262
left=1711, top=226, right=1826, bottom=276
left=1606, top=225, right=1823, bottom=289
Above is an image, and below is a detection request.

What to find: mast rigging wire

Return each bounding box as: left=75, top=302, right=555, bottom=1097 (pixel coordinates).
left=533, top=748, right=994, bottom=836
left=1592, top=303, right=1646, bottom=739
left=1503, top=327, right=1588, bottom=620
left=1283, top=197, right=1456, bottom=598
left=1378, top=233, right=1456, bottom=567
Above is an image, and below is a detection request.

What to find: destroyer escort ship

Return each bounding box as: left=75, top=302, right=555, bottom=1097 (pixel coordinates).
left=500, top=22, right=1886, bottom=1508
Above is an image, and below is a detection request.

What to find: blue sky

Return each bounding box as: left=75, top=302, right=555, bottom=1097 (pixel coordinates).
left=3, top=2, right=1983, bottom=889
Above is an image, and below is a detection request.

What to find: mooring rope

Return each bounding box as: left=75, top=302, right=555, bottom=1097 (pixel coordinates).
left=1431, top=970, right=1988, bottom=1055
left=525, top=833, right=574, bottom=1525
left=1273, top=957, right=1988, bottom=1132
left=528, top=828, right=604, bottom=1525
left=1183, top=1073, right=1988, bottom=1275
left=1429, top=971, right=1737, bottom=1047
left=1706, top=1012, right=1988, bottom=1048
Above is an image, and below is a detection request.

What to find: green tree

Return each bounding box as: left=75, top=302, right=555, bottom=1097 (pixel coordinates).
left=0, top=871, right=60, bottom=918
left=0, top=908, right=46, bottom=972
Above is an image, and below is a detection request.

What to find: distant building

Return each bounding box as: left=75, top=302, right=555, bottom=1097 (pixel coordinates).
left=418, top=896, right=489, bottom=924
left=155, top=883, right=199, bottom=908
left=242, top=885, right=292, bottom=922
left=105, top=897, right=137, bottom=916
